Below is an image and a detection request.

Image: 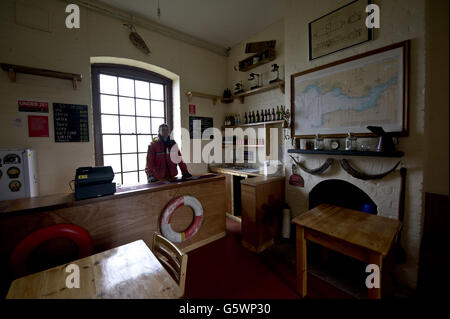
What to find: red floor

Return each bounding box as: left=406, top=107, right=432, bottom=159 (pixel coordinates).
left=184, top=217, right=300, bottom=299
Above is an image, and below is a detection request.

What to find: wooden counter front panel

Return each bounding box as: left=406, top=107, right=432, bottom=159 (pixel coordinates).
left=241, top=178, right=285, bottom=253
left=0, top=177, right=226, bottom=296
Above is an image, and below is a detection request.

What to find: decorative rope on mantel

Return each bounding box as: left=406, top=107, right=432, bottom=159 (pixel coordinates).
left=289, top=155, right=334, bottom=175
left=339, top=159, right=401, bottom=180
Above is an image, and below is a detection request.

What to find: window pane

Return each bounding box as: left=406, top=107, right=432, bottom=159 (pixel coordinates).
left=136, top=99, right=150, bottom=116
left=121, top=135, right=137, bottom=153
left=122, top=154, right=138, bottom=172
left=150, top=83, right=164, bottom=100
left=151, top=118, right=165, bottom=134
left=137, top=117, right=151, bottom=134
left=119, top=97, right=135, bottom=115
left=118, top=77, right=134, bottom=97
left=139, top=170, right=147, bottom=184
left=120, top=116, right=136, bottom=133
left=113, top=173, right=122, bottom=186
left=138, top=135, right=152, bottom=152
left=122, top=171, right=138, bottom=186
left=101, top=115, right=119, bottom=133
left=138, top=153, right=147, bottom=171
left=100, top=94, right=118, bottom=114
left=103, top=155, right=121, bottom=173
left=135, top=80, right=149, bottom=99
left=100, top=74, right=117, bottom=94
left=102, top=134, right=120, bottom=154
left=151, top=101, right=165, bottom=117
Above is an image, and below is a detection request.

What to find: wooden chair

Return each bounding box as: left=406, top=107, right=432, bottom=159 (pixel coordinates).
left=151, top=233, right=188, bottom=296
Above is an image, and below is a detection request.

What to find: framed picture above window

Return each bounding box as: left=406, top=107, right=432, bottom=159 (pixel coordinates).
left=291, top=40, right=409, bottom=138
left=309, top=0, right=373, bottom=60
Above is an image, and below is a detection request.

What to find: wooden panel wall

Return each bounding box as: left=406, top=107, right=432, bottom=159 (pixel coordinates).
left=0, top=177, right=226, bottom=297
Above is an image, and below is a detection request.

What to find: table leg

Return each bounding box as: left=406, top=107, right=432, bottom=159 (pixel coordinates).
left=296, top=225, right=307, bottom=298
left=367, top=253, right=382, bottom=299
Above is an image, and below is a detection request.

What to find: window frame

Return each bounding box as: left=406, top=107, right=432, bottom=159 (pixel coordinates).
left=91, top=63, right=173, bottom=183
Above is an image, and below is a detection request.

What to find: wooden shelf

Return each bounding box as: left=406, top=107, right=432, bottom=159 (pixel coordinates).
left=239, top=48, right=276, bottom=72
left=288, top=149, right=404, bottom=158
left=234, top=81, right=285, bottom=103
left=223, top=120, right=284, bottom=129
left=186, top=91, right=221, bottom=105
left=1, top=63, right=82, bottom=89
left=220, top=97, right=234, bottom=104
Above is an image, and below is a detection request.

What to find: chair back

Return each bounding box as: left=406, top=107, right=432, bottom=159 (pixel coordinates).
left=152, top=233, right=188, bottom=295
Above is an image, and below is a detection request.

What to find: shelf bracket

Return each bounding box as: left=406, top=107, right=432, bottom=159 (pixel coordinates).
left=8, top=68, right=16, bottom=82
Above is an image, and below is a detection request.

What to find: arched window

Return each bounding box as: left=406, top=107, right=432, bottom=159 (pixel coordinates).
left=91, top=64, right=173, bottom=186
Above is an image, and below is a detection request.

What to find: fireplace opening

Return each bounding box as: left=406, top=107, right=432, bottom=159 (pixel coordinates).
left=307, top=179, right=379, bottom=296
left=309, top=179, right=377, bottom=214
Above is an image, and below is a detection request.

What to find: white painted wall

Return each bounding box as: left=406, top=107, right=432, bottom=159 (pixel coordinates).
left=0, top=0, right=227, bottom=195
left=283, top=0, right=428, bottom=291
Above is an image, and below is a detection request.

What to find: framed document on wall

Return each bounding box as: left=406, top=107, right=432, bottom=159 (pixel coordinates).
left=309, top=0, right=373, bottom=60
left=291, top=41, right=409, bottom=138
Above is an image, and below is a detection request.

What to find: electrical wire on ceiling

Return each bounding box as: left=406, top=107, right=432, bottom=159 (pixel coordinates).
left=157, top=0, right=161, bottom=20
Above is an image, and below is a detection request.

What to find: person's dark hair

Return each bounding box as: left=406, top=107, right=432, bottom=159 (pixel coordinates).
left=158, top=123, right=169, bottom=131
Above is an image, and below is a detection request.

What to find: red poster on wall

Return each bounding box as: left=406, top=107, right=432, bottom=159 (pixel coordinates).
left=189, top=104, right=196, bottom=115
left=28, top=115, right=49, bottom=137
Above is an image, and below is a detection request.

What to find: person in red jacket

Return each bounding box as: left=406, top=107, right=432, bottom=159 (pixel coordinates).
left=145, top=123, right=192, bottom=182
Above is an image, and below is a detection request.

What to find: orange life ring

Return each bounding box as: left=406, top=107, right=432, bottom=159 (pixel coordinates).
left=160, top=196, right=203, bottom=243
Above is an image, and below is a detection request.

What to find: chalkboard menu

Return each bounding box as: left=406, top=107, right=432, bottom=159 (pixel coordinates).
left=53, top=103, right=89, bottom=142
left=189, top=116, right=214, bottom=139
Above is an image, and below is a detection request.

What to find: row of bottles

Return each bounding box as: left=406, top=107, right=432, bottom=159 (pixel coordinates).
left=244, top=106, right=283, bottom=124
left=224, top=106, right=284, bottom=126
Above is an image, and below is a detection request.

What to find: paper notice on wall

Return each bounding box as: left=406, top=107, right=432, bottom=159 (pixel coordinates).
left=12, top=117, right=24, bottom=128
left=18, top=99, right=49, bottom=113
left=28, top=115, right=49, bottom=137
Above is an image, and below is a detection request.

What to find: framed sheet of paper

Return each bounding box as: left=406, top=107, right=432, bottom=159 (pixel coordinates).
left=309, top=0, right=373, bottom=60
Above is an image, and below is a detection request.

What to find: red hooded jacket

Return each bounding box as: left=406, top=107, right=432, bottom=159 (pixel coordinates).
left=145, top=136, right=188, bottom=180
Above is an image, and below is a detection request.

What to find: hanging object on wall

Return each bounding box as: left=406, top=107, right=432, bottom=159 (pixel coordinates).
left=339, top=159, right=401, bottom=180
left=123, top=24, right=151, bottom=55
left=289, top=155, right=334, bottom=175
left=289, top=164, right=304, bottom=187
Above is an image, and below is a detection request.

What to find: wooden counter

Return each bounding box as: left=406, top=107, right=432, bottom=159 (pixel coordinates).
left=0, top=174, right=225, bottom=298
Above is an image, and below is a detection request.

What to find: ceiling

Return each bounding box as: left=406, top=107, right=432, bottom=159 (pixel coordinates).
left=96, top=0, right=284, bottom=48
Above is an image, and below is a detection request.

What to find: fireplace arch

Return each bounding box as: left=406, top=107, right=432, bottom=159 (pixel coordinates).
left=309, top=179, right=378, bottom=215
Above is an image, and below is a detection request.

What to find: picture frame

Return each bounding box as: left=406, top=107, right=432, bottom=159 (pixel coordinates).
left=309, top=0, right=373, bottom=60
left=291, top=40, right=409, bottom=138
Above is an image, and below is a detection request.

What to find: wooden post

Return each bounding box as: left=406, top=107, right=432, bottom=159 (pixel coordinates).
left=296, top=225, right=307, bottom=297
left=367, top=253, right=383, bottom=299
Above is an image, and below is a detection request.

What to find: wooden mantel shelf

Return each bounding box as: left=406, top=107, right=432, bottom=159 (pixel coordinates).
left=1, top=63, right=82, bottom=89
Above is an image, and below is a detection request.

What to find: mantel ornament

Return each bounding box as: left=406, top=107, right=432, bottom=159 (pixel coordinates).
left=289, top=155, right=334, bottom=175
left=339, top=159, right=401, bottom=180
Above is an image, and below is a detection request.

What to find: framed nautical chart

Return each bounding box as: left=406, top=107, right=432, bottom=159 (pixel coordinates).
left=291, top=41, right=409, bottom=138
left=309, top=0, right=373, bottom=60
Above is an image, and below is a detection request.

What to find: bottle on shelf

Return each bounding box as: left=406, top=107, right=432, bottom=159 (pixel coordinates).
left=244, top=112, right=248, bottom=124
left=276, top=106, right=280, bottom=120
left=256, top=110, right=260, bottom=123
left=271, top=108, right=275, bottom=121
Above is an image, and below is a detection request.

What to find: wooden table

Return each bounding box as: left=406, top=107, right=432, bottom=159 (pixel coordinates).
left=6, top=240, right=182, bottom=299
left=292, top=204, right=401, bottom=299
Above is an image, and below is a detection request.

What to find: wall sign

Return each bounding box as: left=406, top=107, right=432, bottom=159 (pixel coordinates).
left=28, top=115, right=49, bottom=137
left=53, top=103, right=89, bottom=142
left=189, top=104, right=196, bottom=115
left=18, top=100, right=49, bottom=113
left=309, top=0, right=373, bottom=60
left=189, top=116, right=213, bottom=139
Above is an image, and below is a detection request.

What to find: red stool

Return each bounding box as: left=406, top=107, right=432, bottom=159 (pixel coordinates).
left=8, top=224, right=93, bottom=278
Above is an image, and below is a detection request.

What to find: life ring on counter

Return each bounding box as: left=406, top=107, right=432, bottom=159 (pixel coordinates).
left=160, top=196, right=203, bottom=243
